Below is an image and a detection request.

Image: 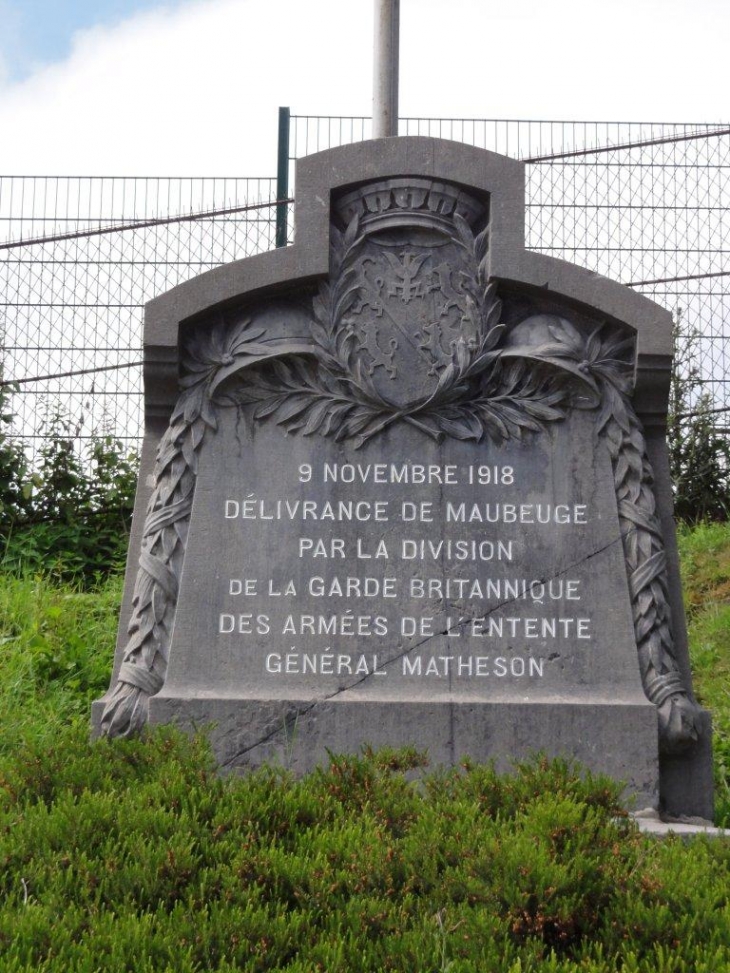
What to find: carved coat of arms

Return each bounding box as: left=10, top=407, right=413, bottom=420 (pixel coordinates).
left=335, top=180, right=486, bottom=407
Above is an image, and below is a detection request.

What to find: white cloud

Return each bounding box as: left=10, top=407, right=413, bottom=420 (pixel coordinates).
left=0, top=0, right=372, bottom=176
left=0, top=0, right=727, bottom=177
left=0, top=0, right=23, bottom=86
left=400, top=0, right=730, bottom=122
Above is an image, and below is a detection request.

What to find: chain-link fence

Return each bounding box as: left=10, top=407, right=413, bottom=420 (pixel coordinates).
left=288, top=116, right=730, bottom=418
left=0, top=176, right=279, bottom=452
left=2, top=116, right=729, bottom=458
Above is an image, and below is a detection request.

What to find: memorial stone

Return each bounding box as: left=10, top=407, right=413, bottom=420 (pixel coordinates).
left=93, top=138, right=713, bottom=818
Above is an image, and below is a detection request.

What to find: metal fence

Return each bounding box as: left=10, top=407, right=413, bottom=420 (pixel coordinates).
left=287, top=115, right=730, bottom=417
left=0, top=176, right=279, bottom=452
left=1, top=115, right=729, bottom=458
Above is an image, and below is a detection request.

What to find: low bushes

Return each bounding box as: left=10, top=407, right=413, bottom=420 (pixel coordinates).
left=1, top=733, right=729, bottom=972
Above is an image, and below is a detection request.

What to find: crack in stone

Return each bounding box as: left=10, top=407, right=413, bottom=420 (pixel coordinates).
left=222, top=531, right=628, bottom=767
left=220, top=625, right=441, bottom=767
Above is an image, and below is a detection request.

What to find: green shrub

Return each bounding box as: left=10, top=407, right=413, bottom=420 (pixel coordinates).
left=1, top=419, right=138, bottom=584
left=0, top=733, right=729, bottom=972
left=0, top=380, right=32, bottom=532
left=668, top=318, right=730, bottom=523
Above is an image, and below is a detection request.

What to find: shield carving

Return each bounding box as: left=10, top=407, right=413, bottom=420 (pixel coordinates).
left=332, top=179, right=487, bottom=408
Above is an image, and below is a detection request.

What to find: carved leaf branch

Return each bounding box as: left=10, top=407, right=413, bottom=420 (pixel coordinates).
left=99, top=316, right=302, bottom=737
left=591, top=347, right=702, bottom=752
left=233, top=357, right=393, bottom=446
left=521, top=321, right=702, bottom=752
left=311, top=213, right=364, bottom=376
left=100, top=389, right=210, bottom=737
left=246, top=211, right=574, bottom=449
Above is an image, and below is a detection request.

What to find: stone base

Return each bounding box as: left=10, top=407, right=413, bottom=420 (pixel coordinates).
left=659, top=708, right=714, bottom=820
left=143, top=694, right=660, bottom=809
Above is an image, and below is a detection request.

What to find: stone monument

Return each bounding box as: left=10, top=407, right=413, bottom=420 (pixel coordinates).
left=93, top=138, right=713, bottom=818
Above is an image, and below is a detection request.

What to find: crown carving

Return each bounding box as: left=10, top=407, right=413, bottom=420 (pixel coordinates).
left=335, top=177, right=487, bottom=236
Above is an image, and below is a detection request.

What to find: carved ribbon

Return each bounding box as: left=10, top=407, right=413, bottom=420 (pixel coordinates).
left=100, top=411, right=200, bottom=737
left=608, top=402, right=701, bottom=750
left=100, top=318, right=312, bottom=738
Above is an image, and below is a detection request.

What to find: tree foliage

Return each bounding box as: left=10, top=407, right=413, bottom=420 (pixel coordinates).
left=0, top=381, right=32, bottom=530
left=667, top=316, right=730, bottom=523
left=0, top=398, right=138, bottom=584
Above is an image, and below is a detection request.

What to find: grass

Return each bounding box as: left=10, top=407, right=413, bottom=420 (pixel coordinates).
left=0, top=523, right=729, bottom=970
left=678, top=521, right=730, bottom=823
left=0, top=572, right=121, bottom=748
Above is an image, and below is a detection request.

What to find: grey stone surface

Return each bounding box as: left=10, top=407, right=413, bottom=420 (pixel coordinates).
left=149, top=697, right=660, bottom=810
left=631, top=808, right=726, bottom=839
left=93, top=137, right=713, bottom=819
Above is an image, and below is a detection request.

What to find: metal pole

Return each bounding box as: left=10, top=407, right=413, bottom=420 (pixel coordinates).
left=372, top=0, right=399, bottom=138
left=276, top=106, right=290, bottom=248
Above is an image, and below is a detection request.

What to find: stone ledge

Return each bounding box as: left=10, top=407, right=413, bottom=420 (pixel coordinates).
left=631, top=809, right=725, bottom=838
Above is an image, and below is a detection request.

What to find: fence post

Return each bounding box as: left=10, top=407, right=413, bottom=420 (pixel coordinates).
left=276, top=107, right=291, bottom=248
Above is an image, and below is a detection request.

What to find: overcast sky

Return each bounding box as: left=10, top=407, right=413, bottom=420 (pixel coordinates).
left=0, top=0, right=728, bottom=176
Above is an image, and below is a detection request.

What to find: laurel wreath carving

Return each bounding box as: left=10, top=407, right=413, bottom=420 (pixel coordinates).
left=506, top=320, right=703, bottom=751
left=100, top=318, right=312, bottom=737
left=230, top=213, right=570, bottom=447
left=101, top=213, right=702, bottom=753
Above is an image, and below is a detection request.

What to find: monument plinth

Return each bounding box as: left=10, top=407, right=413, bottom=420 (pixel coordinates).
left=93, top=138, right=713, bottom=818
